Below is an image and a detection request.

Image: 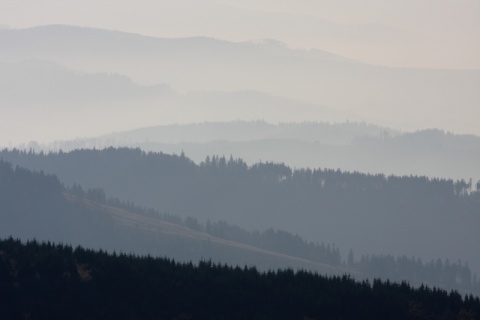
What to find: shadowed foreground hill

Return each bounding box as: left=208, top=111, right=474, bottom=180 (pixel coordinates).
left=1, top=238, right=479, bottom=320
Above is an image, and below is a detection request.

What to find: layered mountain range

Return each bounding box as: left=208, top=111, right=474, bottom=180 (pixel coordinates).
left=1, top=25, right=480, bottom=145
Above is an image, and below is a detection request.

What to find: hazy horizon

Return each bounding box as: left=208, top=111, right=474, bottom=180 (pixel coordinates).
left=1, top=0, right=479, bottom=70
left=1, top=0, right=480, bottom=145
left=2, top=2, right=480, bottom=305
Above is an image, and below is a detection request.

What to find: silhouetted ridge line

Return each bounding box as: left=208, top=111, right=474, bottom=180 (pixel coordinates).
left=1, top=237, right=479, bottom=320
left=1, top=150, right=479, bottom=295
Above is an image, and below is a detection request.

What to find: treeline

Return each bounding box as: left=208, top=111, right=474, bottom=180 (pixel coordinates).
left=202, top=219, right=480, bottom=294
left=0, top=160, right=340, bottom=273
left=69, top=183, right=480, bottom=295
left=351, top=251, right=480, bottom=295
left=167, top=219, right=480, bottom=295
left=158, top=209, right=480, bottom=295
left=2, top=158, right=480, bottom=296
left=2, top=148, right=480, bottom=289
left=68, top=183, right=343, bottom=267
left=206, top=222, right=341, bottom=266
left=0, top=160, right=126, bottom=251
left=173, top=214, right=480, bottom=295
left=0, top=159, right=83, bottom=242
left=1, top=237, right=479, bottom=320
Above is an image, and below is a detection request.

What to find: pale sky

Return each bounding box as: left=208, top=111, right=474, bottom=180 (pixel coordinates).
left=1, top=0, right=479, bottom=69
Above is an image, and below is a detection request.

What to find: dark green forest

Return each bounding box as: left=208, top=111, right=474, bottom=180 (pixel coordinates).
left=1, top=237, right=479, bottom=320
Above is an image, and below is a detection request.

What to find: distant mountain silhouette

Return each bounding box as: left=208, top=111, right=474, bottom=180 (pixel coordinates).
left=0, top=60, right=171, bottom=109
left=0, top=60, right=335, bottom=144
left=1, top=25, right=479, bottom=134
left=38, top=121, right=480, bottom=182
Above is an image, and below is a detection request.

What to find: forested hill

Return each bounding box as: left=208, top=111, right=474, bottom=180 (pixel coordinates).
left=42, top=122, right=479, bottom=182
left=0, top=159, right=80, bottom=242
left=1, top=238, right=479, bottom=320
left=0, top=159, right=343, bottom=273
left=1, top=147, right=479, bottom=277
left=1, top=158, right=479, bottom=295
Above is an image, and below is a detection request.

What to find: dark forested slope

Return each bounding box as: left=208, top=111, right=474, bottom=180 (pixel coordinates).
left=0, top=160, right=341, bottom=273
left=1, top=158, right=479, bottom=295
left=1, top=238, right=479, bottom=320
left=0, top=160, right=89, bottom=244
left=1, top=148, right=479, bottom=276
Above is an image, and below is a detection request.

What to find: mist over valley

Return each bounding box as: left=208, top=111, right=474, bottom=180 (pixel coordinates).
left=1, top=3, right=480, bottom=317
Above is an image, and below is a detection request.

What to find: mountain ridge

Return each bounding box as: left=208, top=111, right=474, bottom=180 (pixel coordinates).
left=62, top=192, right=339, bottom=274
left=30, top=121, right=480, bottom=182
left=2, top=24, right=479, bottom=135
left=2, top=158, right=478, bottom=295
left=2, top=147, right=479, bottom=277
